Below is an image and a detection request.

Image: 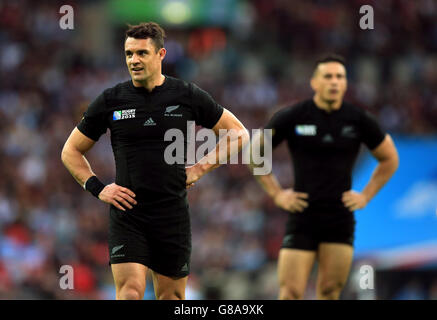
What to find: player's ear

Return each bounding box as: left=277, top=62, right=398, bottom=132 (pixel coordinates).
left=310, top=77, right=317, bottom=91
left=159, top=47, right=166, bottom=61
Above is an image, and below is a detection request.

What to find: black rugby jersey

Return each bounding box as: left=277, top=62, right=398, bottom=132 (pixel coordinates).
left=265, top=99, right=385, bottom=211
left=77, top=76, right=224, bottom=208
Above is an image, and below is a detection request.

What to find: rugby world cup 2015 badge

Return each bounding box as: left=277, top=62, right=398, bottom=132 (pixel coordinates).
left=295, top=124, right=317, bottom=136
left=113, top=109, right=136, bottom=120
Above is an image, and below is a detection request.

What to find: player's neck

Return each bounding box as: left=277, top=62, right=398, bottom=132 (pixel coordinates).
left=132, top=74, right=165, bottom=92
left=313, top=95, right=342, bottom=113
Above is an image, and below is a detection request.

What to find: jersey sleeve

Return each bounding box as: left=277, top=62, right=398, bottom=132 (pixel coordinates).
left=264, top=108, right=293, bottom=148
left=76, top=92, right=108, bottom=141
left=189, top=83, right=224, bottom=129
left=360, top=110, right=386, bottom=150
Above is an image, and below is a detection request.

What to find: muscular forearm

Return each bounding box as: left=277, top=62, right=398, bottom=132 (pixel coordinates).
left=197, top=129, right=249, bottom=174
left=361, top=158, right=398, bottom=202
left=254, top=173, right=283, bottom=199
left=61, top=146, right=96, bottom=188
left=246, top=130, right=281, bottom=197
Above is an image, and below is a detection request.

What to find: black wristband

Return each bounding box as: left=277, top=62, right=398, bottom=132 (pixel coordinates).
left=84, top=176, right=105, bottom=198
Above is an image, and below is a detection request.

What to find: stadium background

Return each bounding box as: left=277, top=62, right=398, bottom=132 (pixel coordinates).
left=0, top=0, right=436, bottom=299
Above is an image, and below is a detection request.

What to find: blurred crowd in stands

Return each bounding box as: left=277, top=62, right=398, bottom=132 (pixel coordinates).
left=0, top=0, right=436, bottom=299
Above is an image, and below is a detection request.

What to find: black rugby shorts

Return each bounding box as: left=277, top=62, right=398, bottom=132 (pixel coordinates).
left=108, top=202, right=191, bottom=278
left=281, top=207, right=356, bottom=251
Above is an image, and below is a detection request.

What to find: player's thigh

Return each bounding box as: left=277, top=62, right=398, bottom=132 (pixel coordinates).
left=278, top=248, right=317, bottom=289
left=111, top=262, right=148, bottom=293
left=151, top=270, right=188, bottom=300
left=316, top=243, right=354, bottom=288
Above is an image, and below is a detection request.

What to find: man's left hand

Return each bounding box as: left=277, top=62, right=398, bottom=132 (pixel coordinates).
left=185, top=164, right=204, bottom=189
left=342, top=190, right=368, bottom=211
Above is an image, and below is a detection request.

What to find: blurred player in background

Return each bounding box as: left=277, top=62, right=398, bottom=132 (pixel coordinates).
left=250, top=54, right=399, bottom=299
left=61, top=22, right=248, bottom=300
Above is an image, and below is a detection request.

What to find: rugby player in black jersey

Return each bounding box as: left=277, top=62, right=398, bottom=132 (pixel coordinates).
left=250, top=54, right=399, bottom=300
left=61, top=22, right=249, bottom=300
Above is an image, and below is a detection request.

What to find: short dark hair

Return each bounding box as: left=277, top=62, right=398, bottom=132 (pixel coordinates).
left=313, top=53, right=346, bottom=77
left=125, top=22, right=166, bottom=51
left=314, top=53, right=346, bottom=69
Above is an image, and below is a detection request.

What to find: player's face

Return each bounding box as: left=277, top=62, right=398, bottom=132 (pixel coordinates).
left=311, top=62, right=347, bottom=104
left=125, top=37, right=166, bottom=83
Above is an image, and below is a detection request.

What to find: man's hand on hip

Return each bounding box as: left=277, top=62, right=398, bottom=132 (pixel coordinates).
left=342, top=190, right=368, bottom=211
left=98, top=183, right=137, bottom=211
left=185, top=164, right=205, bottom=189
left=274, top=188, right=309, bottom=213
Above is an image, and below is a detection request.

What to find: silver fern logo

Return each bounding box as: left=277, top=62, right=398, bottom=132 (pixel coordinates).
left=165, top=105, right=182, bottom=117
left=111, top=245, right=124, bottom=255
left=165, top=105, right=180, bottom=113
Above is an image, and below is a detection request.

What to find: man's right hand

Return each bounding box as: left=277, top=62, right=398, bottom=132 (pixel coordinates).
left=273, top=188, right=309, bottom=213
left=98, top=183, right=137, bottom=211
